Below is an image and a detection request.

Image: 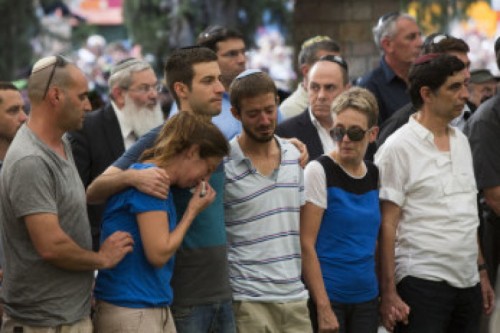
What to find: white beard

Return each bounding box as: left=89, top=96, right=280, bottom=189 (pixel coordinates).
left=121, top=95, right=164, bottom=137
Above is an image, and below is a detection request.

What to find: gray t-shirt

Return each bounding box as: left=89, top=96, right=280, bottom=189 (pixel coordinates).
left=0, top=125, right=92, bottom=326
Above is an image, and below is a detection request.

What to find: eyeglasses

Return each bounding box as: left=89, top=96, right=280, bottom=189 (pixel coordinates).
left=32, top=55, right=69, bottom=99
left=330, top=126, right=370, bottom=142
left=318, top=55, right=348, bottom=72
left=376, top=11, right=400, bottom=28
left=124, top=83, right=163, bottom=94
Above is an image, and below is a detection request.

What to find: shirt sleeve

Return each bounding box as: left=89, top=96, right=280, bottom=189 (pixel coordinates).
left=113, top=125, right=161, bottom=170
left=467, top=118, right=500, bottom=190
left=375, top=144, right=407, bottom=207
left=128, top=189, right=169, bottom=214
left=304, top=160, right=327, bottom=209
left=7, top=156, right=57, bottom=218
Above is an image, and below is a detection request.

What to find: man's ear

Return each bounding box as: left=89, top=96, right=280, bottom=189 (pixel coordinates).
left=381, top=36, right=393, bottom=53
left=174, top=82, right=188, bottom=100
left=300, top=63, right=310, bottom=78
left=45, top=86, right=62, bottom=106
left=110, top=86, right=125, bottom=108
left=368, top=126, right=379, bottom=143
left=230, top=106, right=241, bottom=120
left=420, top=86, right=432, bottom=104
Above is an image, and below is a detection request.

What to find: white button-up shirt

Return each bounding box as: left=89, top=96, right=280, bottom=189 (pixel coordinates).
left=375, top=115, right=479, bottom=288
left=309, top=107, right=336, bottom=154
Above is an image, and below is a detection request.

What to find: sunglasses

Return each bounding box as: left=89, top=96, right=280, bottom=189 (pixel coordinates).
left=32, top=55, right=69, bottom=99
left=330, top=126, right=370, bottom=142
left=319, top=54, right=348, bottom=72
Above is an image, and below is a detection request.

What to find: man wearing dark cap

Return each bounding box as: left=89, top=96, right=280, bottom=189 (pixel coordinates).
left=69, top=58, right=167, bottom=250
left=467, top=69, right=497, bottom=112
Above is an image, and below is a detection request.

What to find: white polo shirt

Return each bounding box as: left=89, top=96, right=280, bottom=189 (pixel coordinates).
left=375, top=115, right=479, bottom=288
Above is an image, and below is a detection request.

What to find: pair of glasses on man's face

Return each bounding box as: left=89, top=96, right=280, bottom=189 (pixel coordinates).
left=330, top=126, right=370, bottom=142
left=124, top=83, right=163, bottom=94
left=32, top=55, right=69, bottom=99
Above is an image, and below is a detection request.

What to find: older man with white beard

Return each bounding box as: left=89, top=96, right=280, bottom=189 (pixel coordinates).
left=69, top=58, right=165, bottom=250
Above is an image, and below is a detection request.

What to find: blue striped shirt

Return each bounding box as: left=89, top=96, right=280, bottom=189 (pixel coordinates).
left=224, top=136, right=308, bottom=301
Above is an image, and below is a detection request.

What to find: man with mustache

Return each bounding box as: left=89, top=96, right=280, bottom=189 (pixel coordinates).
left=276, top=55, right=350, bottom=161
left=69, top=58, right=166, bottom=250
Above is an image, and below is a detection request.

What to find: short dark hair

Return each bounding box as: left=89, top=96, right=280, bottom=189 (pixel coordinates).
left=229, top=71, right=278, bottom=113
left=0, top=82, right=19, bottom=105
left=422, top=33, right=469, bottom=55
left=164, top=47, right=218, bottom=107
left=196, top=26, right=245, bottom=52
left=409, top=54, right=466, bottom=109
left=298, top=36, right=341, bottom=66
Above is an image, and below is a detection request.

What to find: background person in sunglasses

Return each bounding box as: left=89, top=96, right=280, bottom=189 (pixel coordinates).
left=357, top=11, right=422, bottom=125
left=0, top=55, right=134, bottom=332
left=276, top=55, right=350, bottom=162
left=375, top=53, right=494, bottom=333
left=301, top=87, right=380, bottom=333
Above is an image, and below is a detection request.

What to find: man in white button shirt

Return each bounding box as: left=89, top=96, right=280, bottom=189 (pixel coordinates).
left=375, top=53, right=495, bottom=333
left=69, top=58, right=165, bottom=250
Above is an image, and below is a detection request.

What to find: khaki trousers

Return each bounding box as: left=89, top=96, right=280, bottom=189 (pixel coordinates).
left=93, top=300, right=176, bottom=333
left=233, top=299, right=312, bottom=333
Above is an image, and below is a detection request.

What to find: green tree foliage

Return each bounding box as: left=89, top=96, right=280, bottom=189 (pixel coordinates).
left=0, top=0, right=38, bottom=80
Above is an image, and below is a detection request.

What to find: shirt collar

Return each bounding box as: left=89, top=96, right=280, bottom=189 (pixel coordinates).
left=408, top=113, right=457, bottom=141
left=380, top=57, right=398, bottom=83
left=230, top=135, right=286, bottom=165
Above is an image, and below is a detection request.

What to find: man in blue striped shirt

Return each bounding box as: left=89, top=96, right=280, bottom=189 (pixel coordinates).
left=224, top=69, right=312, bottom=333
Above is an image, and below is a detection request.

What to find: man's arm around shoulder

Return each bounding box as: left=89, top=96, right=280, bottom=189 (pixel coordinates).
left=25, top=213, right=133, bottom=270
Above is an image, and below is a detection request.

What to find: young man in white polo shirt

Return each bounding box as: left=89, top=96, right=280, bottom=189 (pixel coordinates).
left=224, top=69, right=312, bottom=333
left=375, top=53, right=495, bottom=333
